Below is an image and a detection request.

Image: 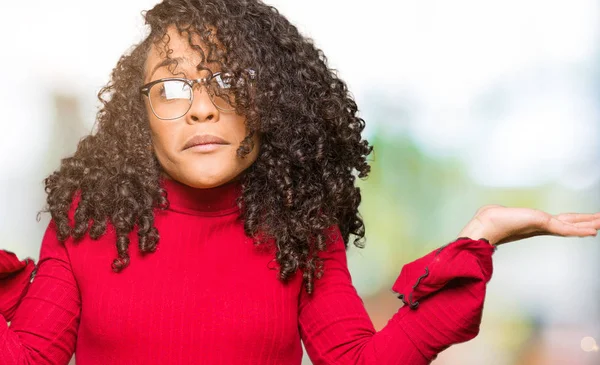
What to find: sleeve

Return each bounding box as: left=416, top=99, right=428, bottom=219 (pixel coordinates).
left=298, top=226, right=495, bottom=365
left=0, top=220, right=81, bottom=365
left=0, top=250, right=36, bottom=321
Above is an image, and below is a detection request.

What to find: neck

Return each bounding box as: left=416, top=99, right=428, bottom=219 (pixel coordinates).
left=159, top=176, right=242, bottom=216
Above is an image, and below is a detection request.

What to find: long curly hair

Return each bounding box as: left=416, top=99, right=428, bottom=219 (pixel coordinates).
left=43, top=0, right=372, bottom=295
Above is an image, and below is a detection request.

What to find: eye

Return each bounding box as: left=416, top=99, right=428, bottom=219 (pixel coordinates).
left=169, top=80, right=191, bottom=96
left=150, top=80, right=192, bottom=102
left=213, top=73, right=236, bottom=89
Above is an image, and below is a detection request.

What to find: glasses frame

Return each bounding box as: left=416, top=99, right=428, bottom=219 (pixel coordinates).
left=140, top=69, right=255, bottom=120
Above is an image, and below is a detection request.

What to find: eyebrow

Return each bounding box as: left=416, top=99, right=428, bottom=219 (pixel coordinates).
left=148, top=57, right=187, bottom=81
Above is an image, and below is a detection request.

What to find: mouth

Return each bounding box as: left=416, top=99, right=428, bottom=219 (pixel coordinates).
left=183, top=134, right=229, bottom=151
left=185, top=143, right=228, bottom=153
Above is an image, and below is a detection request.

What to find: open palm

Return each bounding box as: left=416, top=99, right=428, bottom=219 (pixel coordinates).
left=458, top=205, right=600, bottom=246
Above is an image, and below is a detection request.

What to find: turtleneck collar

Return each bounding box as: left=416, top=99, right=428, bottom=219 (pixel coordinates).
left=160, top=177, right=242, bottom=216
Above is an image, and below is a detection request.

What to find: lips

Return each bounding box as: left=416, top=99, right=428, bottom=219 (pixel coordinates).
left=183, top=134, right=229, bottom=150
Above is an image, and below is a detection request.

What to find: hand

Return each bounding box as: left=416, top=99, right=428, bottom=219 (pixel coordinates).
left=458, top=205, right=600, bottom=246
left=0, top=250, right=36, bottom=321
left=0, top=249, right=28, bottom=279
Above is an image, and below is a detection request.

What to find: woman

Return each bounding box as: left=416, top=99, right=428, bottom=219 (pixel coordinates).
left=1, top=0, right=598, bottom=364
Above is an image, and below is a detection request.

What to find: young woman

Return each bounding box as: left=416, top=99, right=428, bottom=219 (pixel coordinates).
left=1, top=1, right=598, bottom=364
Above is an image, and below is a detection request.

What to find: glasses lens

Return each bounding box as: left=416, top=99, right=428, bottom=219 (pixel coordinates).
left=208, top=73, right=237, bottom=111
left=149, top=80, right=192, bottom=119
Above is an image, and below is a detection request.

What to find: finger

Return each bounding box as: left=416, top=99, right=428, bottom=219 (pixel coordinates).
left=570, top=219, right=600, bottom=230
left=555, top=213, right=600, bottom=224
left=548, top=218, right=598, bottom=237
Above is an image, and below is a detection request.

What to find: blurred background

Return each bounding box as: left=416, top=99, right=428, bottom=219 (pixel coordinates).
left=1, top=0, right=599, bottom=364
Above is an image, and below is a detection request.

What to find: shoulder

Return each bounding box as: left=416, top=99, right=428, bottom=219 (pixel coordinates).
left=41, top=190, right=100, bottom=260
left=320, top=225, right=346, bottom=256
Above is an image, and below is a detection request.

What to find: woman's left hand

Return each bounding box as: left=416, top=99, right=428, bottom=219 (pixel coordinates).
left=458, top=205, right=600, bottom=246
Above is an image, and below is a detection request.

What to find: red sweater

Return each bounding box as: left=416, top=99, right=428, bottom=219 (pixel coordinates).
left=0, top=178, right=495, bottom=365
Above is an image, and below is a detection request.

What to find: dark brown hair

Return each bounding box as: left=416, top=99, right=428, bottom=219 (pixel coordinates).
left=43, top=0, right=372, bottom=294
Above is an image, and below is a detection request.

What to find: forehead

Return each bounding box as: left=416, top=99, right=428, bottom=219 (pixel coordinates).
left=145, top=27, right=216, bottom=79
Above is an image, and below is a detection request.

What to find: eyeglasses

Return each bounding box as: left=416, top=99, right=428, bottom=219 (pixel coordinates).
left=140, top=69, right=255, bottom=120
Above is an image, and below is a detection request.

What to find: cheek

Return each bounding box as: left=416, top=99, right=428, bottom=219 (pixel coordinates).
left=149, top=120, right=179, bottom=161
left=248, top=135, right=261, bottom=164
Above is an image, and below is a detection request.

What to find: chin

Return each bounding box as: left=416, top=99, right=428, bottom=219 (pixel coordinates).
left=181, top=176, right=228, bottom=189
left=159, top=153, right=250, bottom=189
left=174, top=168, right=238, bottom=189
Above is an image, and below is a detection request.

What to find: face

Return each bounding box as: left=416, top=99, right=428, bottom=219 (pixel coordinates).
left=143, top=27, right=259, bottom=189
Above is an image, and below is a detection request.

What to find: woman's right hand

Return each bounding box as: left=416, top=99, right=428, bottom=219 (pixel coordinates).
left=0, top=249, right=36, bottom=321
left=0, top=250, right=29, bottom=278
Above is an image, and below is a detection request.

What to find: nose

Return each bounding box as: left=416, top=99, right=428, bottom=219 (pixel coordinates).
left=185, top=84, right=219, bottom=124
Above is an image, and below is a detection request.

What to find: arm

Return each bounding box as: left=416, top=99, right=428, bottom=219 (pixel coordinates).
left=0, top=220, right=81, bottom=365
left=299, top=226, right=495, bottom=365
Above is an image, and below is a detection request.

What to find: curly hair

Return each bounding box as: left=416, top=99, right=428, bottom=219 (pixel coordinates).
left=43, top=0, right=372, bottom=295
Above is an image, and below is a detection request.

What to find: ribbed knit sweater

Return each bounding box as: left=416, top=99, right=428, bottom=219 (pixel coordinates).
left=0, top=178, right=495, bottom=364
